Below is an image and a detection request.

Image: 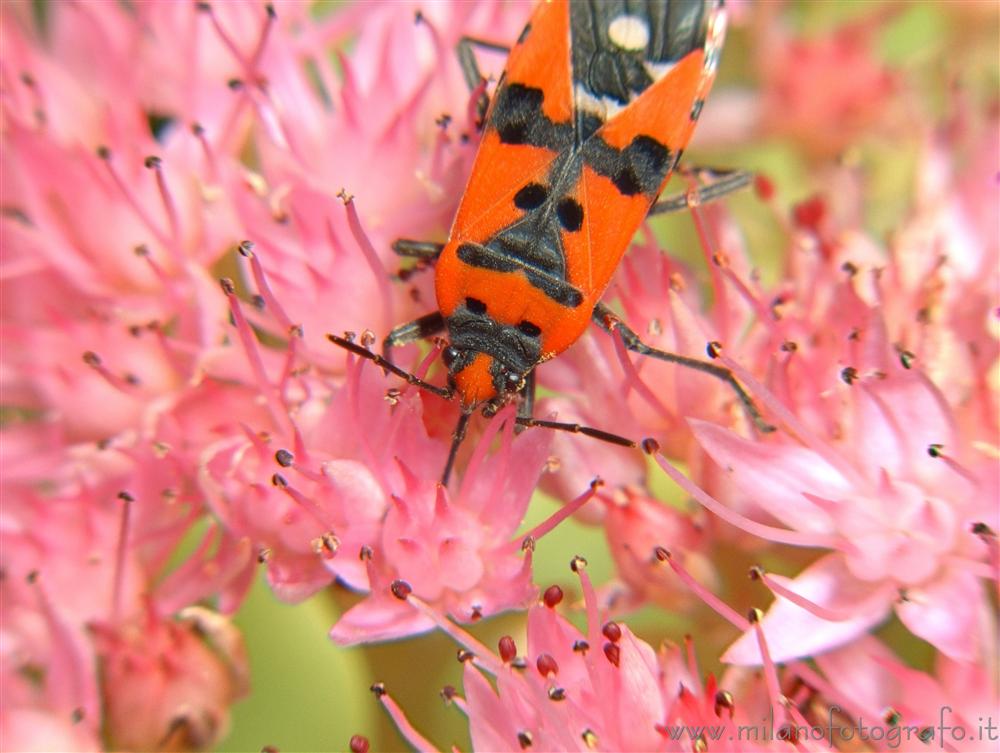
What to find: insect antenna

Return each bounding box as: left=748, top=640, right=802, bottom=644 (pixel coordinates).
left=328, top=333, right=637, bottom=485
left=513, top=416, right=636, bottom=448
left=327, top=333, right=452, bottom=399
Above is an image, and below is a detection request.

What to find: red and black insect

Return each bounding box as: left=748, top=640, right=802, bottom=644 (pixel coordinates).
left=331, top=0, right=772, bottom=483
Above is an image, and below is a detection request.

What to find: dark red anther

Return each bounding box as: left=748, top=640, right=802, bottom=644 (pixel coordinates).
left=349, top=735, right=369, bottom=753
left=714, top=690, right=735, bottom=717
left=753, top=174, right=775, bottom=201
left=792, top=195, right=826, bottom=232
left=535, top=653, right=558, bottom=678
left=602, top=621, right=622, bottom=643
left=498, top=636, right=517, bottom=664
left=603, top=642, right=620, bottom=667
left=390, top=580, right=411, bottom=600
left=542, top=585, right=563, bottom=608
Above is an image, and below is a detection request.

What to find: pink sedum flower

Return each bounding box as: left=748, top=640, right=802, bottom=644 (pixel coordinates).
left=599, top=486, right=717, bottom=613
left=369, top=559, right=807, bottom=753
left=755, top=7, right=899, bottom=159
left=93, top=606, right=248, bottom=752
left=677, top=245, right=996, bottom=664
left=807, top=632, right=999, bottom=752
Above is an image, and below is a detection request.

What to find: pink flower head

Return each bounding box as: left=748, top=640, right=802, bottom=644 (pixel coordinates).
left=803, top=631, right=999, bottom=753
left=93, top=606, right=248, bottom=751
left=1, top=461, right=252, bottom=752
left=329, top=403, right=567, bottom=644
left=667, top=298, right=995, bottom=664
left=202, top=278, right=579, bottom=643
left=365, top=558, right=802, bottom=753
left=599, top=486, right=716, bottom=613
left=755, top=7, right=899, bottom=158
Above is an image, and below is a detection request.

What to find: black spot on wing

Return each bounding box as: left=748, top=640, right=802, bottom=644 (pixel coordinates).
left=514, top=183, right=548, bottom=211
left=556, top=197, right=584, bottom=231
left=456, top=242, right=584, bottom=309
left=490, top=83, right=573, bottom=149
left=525, top=270, right=583, bottom=307
left=581, top=134, right=672, bottom=196
left=457, top=242, right=517, bottom=273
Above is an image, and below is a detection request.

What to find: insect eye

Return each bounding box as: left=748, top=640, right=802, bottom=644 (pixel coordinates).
left=442, top=346, right=459, bottom=367
left=517, top=320, right=541, bottom=337
left=505, top=371, right=522, bottom=390
left=465, top=297, right=487, bottom=315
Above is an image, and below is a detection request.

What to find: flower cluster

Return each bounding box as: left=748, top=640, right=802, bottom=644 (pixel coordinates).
left=2, top=1, right=996, bottom=751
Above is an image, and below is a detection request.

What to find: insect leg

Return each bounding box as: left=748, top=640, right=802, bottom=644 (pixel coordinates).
left=390, top=239, right=443, bottom=283
left=592, top=303, right=775, bottom=434
left=648, top=168, right=753, bottom=217
left=382, top=311, right=445, bottom=363
left=391, top=239, right=444, bottom=260
left=512, top=369, right=536, bottom=434
left=456, top=36, right=511, bottom=92
left=456, top=36, right=510, bottom=128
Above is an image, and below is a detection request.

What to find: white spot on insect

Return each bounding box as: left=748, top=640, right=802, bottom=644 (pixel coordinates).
left=607, top=14, right=649, bottom=52
left=574, top=84, right=625, bottom=120
left=644, top=60, right=676, bottom=83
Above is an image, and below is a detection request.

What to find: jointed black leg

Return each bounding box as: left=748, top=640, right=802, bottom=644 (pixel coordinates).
left=457, top=36, right=510, bottom=92
left=391, top=239, right=443, bottom=282
left=648, top=169, right=753, bottom=217
left=512, top=370, right=536, bottom=433
left=456, top=36, right=511, bottom=128
left=391, top=239, right=444, bottom=260
left=383, top=311, right=445, bottom=363
left=514, top=416, right=635, bottom=448
left=592, top=303, right=775, bottom=433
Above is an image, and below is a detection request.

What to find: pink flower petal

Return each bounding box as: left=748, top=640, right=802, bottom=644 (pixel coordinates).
left=853, top=371, right=958, bottom=485
left=895, top=568, right=983, bottom=662
left=691, top=419, right=847, bottom=534
left=723, top=554, right=892, bottom=664
left=329, top=599, right=434, bottom=646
